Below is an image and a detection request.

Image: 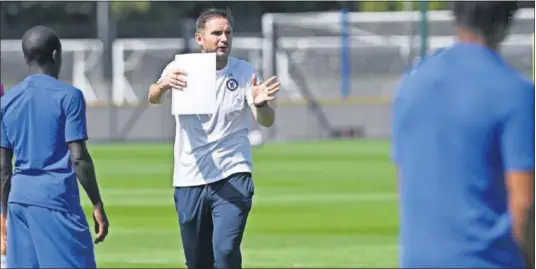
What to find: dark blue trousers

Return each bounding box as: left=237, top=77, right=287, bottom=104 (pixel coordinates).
left=174, top=172, right=255, bottom=269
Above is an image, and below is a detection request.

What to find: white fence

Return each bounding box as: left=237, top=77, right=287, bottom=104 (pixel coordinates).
left=1, top=39, right=105, bottom=103
left=1, top=9, right=533, bottom=105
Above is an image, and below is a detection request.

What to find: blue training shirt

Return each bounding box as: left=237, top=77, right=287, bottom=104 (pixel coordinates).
left=0, top=74, right=88, bottom=212
left=392, top=42, right=535, bottom=268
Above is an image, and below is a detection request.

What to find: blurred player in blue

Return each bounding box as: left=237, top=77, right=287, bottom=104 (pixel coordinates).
left=392, top=2, right=534, bottom=268
left=0, top=85, right=5, bottom=269
left=0, top=26, right=109, bottom=268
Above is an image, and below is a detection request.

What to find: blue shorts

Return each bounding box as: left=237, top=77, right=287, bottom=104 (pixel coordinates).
left=6, top=203, right=96, bottom=268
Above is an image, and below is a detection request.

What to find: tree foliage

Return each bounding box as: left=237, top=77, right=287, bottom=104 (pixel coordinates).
left=110, top=1, right=151, bottom=17
left=359, top=1, right=448, bottom=12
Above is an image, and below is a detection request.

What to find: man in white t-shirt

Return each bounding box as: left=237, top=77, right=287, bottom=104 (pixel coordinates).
left=147, top=7, right=279, bottom=269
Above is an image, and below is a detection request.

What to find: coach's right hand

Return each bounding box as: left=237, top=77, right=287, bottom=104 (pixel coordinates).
left=148, top=69, right=187, bottom=104
left=93, top=203, right=109, bottom=244
left=162, top=69, right=188, bottom=90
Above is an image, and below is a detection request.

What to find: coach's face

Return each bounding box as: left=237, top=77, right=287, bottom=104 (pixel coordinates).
left=196, top=16, right=232, bottom=58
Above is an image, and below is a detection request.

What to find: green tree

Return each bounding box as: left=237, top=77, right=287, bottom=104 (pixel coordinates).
left=111, top=1, right=151, bottom=17
left=380, top=1, right=449, bottom=11
left=359, top=1, right=390, bottom=12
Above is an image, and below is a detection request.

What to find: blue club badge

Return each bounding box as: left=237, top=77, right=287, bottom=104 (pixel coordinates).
left=226, top=78, right=239, bottom=91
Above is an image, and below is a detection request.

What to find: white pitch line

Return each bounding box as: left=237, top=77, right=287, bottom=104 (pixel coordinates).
left=96, top=243, right=398, bottom=267
left=82, top=191, right=397, bottom=206
left=99, top=187, right=395, bottom=196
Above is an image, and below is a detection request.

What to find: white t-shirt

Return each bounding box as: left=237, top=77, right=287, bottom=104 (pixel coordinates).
left=158, top=56, right=258, bottom=187
left=0, top=254, right=6, bottom=269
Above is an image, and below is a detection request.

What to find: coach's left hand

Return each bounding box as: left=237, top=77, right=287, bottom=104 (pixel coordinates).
left=251, top=73, right=280, bottom=106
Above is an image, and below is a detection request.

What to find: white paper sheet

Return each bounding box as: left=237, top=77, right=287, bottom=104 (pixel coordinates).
left=171, top=53, right=217, bottom=115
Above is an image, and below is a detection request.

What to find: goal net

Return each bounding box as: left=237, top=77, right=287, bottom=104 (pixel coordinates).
left=261, top=8, right=535, bottom=103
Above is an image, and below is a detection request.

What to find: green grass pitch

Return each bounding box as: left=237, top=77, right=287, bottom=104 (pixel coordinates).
left=81, top=140, right=399, bottom=268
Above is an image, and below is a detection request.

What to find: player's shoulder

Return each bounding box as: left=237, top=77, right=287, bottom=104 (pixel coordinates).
left=34, top=77, right=85, bottom=105
left=1, top=83, right=18, bottom=101
left=56, top=79, right=81, bottom=92
left=393, top=48, right=449, bottom=102
left=47, top=79, right=84, bottom=100
left=163, top=59, right=179, bottom=70
left=499, top=72, right=535, bottom=102
left=398, top=48, right=444, bottom=82
left=227, top=56, right=256, bottom=74
left=481, top=63, right=534, bottom=119
left=500, top=65, right=533, bottom=89
left=64, top=86, right=85, bottom=102
left=27, top=74, right=82, bottom=95
left=395, top=55, right=430, bottom=95
left=485, top=54, right=534, bottom=96
left=1, top=80, right=27, bottom=106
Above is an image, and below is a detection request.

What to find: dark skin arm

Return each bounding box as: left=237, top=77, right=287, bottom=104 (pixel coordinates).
left=68, top=140, right=101, bottom=206
left=0, top=147, right=12, bottom=217
left=505, top=171, right=534, bottom=262
left=0, top=147, right=12, bottom=255
left=68, top=140, right=108, bottom=244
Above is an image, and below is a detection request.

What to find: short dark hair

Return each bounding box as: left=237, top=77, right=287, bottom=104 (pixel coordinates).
left=195, top=7, right=234, bottom=33
left=21, top=25, right=61, bottom=66
left=452, top=1, right=518, bottom=45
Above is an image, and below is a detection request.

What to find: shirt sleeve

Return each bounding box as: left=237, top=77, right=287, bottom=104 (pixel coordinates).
left=64, top=90, right=89, bottom=143
left=0, top=118, right=11, bottom=150
left=390, top=103, right=400, bottom=165
left=157, top=61, right=175, bottom=84
left=390, top=76, right=408, bottom=165
left=500, top=83, right=535, bottom=171
left=155, top=62, right=176, bottom=101
left=156, top=65, right=168, bottom=84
